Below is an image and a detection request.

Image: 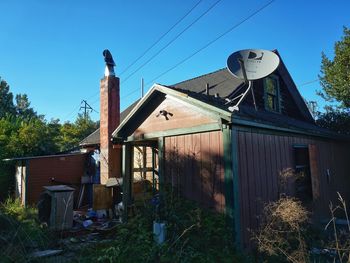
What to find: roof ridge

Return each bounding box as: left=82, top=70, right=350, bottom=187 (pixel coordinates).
left=172, top=67, right=227, bottom=86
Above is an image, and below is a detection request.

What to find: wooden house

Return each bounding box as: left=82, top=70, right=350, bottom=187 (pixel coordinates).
left=110, top=51, right=350, bottom=248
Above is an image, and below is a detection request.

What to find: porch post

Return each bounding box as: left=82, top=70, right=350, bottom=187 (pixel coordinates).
left=158, top=137, right=165, bottom=192
left=122, top=143, right=132, bottom=222
left=231, top=127, right=241, bottom=248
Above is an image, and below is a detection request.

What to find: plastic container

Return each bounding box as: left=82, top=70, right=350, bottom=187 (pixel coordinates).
left=153, top=221, right=166, bottom=244
left=83, top=219, right=93, bottom=228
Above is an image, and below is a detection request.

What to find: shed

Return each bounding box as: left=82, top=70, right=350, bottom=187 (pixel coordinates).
left=10, top=152, right=87, bottom=206
left=111, top=52, right=350, bottom=248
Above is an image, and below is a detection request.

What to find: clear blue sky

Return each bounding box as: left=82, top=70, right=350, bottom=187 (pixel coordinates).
left=0, top=0, right=349, bottom=122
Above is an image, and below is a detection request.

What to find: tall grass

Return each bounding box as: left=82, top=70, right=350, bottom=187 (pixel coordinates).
left=0, top=198, right=55, bottom=262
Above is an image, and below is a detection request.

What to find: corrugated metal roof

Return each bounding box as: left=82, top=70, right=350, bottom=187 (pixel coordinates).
left=3, top=152, right=87, bottom=161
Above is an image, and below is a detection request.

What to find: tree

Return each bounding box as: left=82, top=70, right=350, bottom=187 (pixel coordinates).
left=316, top=109, right=350, bottom=134
left=319, top=27, right=350, bottom=109
left=58, top=113, right=98, bottom=151
left=15, top=94, right=37, bottom=119
left=0, top=78, right=15, bottom=117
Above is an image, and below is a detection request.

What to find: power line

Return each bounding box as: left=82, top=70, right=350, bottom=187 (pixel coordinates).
left=62, top=102, right=82, bottom=121
left=79, top=0, right=276, bottom=109
left=145, top=0, right=275, bottom=86
left=122, top=0, right=222, bottom=84
left=119, top=0, right=203, bottom=76
left=123, top=88, right=141, bottom=100
left=298, top=79, right=318, bottom=87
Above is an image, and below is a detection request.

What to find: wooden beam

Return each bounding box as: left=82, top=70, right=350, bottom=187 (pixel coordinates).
left=122, top=144, right=132, bottom=222
left=232, top=117, right=348, bottom=140
left=223, top=126, right=234, bottom=237
left=24, top=160, right=29, bottom=207
left=231, top=127, right=241, bottom=247
left=127, top=123, right=222, bottom=142
left=158, top=137, right=165, bottom=192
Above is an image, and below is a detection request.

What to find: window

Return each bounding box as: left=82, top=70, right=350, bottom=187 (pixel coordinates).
left=264, top=75, right=280, bottom=112
left=293, top=146, right=313, bottom=204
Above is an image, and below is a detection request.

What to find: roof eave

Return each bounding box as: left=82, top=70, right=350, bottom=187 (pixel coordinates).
left=112, top=84, right=232, bottom=138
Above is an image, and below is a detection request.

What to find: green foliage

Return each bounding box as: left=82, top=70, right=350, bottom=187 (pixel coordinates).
left=58, top=113, right=98, bottom=151
left=0, top=77, right=98, bottom=200
left=0, top=198, right=54, bottom=262
left=316, top=108, right=350, bottom=134
left=76, top=192, right=244, bottom=263
left=0, top=78, right=16, bottom=117
left=319, top=27, right=350, bottom=109
left=15, top=93, right=37, bottom=119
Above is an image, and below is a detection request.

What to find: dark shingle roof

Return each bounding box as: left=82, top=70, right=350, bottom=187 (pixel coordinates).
left=79, top=99, right=140, bottom=146
left=173, top=68, right=244, bottom=98
left=82, top=67, right=347, bottom=144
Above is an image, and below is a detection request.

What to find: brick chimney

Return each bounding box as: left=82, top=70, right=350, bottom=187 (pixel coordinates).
left=99, top=74, right=121, bottom=184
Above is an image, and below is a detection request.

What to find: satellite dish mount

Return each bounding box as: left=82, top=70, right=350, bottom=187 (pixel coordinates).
left=226, top=49, right=280, bottom=112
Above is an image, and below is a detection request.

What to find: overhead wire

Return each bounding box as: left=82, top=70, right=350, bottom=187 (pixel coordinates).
left=62, top=102, right=83, bottom=121
left=145, top=0, right=276, bottom=86
left=122, top=0, right=222, bottom=84
left=298, top=79, right=318, bottom=87
left=82, top=1, right=204, bottom=105
left=119, top=0, right=203, bottom=76
left=72, top=0, right=276, bottom=114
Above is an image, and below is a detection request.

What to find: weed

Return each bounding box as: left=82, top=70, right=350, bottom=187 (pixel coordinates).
left=75, top=190, right=246, bottom=263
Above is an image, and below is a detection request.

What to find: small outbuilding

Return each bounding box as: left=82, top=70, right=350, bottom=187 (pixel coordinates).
left=11, top=152, right=87, bottom=206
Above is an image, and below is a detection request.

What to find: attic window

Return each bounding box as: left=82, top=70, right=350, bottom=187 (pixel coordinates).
left=264, top=75, right=280, bottom=112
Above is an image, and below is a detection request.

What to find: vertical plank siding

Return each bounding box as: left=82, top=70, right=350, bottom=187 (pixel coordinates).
left=235, top=128, right=350, bottom=249
left=26, top=154, right=87, bottom=206
left=164, top=131, right=225, bottom=212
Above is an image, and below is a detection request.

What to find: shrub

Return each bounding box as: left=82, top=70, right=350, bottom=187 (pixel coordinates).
left=76, top=191, right=245, bottom=263
left=254, top=197, right=309, bottom=263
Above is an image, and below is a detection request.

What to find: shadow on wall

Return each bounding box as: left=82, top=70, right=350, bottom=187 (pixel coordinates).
left=164, top=135, right=225, bottom=213
left=0, top=161, right=15, bottom=202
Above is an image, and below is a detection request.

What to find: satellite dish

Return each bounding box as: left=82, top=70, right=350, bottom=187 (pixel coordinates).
left=227, top=49, right=280, bottom=80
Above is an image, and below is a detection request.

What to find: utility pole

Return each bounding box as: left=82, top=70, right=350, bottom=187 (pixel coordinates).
left=80, top=100, right=94, bottom=119
left=141, top=78, right=144, bottom=98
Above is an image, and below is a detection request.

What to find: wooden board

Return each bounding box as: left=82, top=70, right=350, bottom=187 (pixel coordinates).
left=93, top=184, right=112, bottom=210
left=309, top=144, right=321, bottom=201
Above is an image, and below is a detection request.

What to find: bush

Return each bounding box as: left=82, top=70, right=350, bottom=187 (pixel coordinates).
left=254, top=197, right=310, bottom=263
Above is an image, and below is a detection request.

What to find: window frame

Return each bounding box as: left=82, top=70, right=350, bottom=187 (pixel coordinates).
left=263, top=74, right=281, bottom=113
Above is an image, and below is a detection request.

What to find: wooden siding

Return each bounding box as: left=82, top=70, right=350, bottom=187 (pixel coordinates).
left=164, top=131, right=225, bottom=212
left=26, top=154, right=87, bottom=205
left=235, top=128, right=350, bottom=248
left=242, top=72, right=308, bottom=121
left=132, top=97, right=217, bottom=138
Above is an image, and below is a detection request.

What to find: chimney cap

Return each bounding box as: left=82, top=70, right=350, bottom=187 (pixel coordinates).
left=103, top=49, right=116, bottom=76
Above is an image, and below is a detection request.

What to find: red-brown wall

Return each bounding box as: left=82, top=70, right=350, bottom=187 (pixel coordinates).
left=235, top=128, right=350, bottom=248
left=164, top=131, right=225, bottom=212
left=26, top=153, right=87, bottom=205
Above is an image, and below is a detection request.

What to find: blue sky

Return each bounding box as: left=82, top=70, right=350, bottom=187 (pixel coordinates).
left=0, top=0, right=349, bottom=122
